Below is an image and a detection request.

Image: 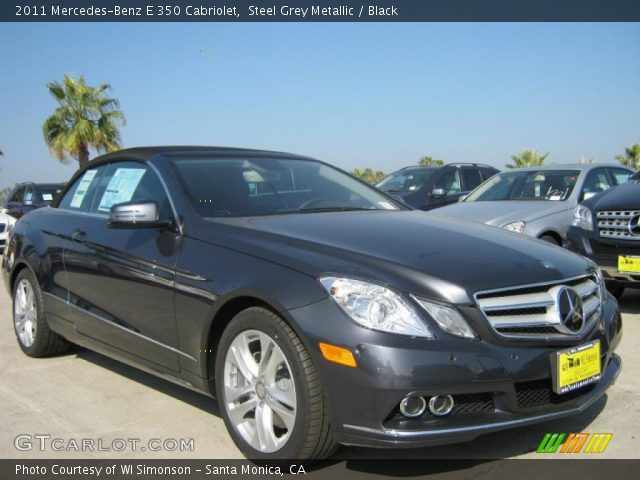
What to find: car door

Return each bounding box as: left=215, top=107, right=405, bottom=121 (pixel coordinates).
left=429, top=167, right=463, bottom=209
left=60, top=161, right=182, bottom=372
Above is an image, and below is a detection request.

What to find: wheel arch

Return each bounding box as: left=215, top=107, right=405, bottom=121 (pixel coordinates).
left=201, top=291, right=315, bottom=396
left=537, top=230, right=563, bottom=245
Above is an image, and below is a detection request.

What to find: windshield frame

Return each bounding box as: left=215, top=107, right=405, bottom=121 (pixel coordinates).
left=169, top=156, right=408, bottom=218
left=464, top=169, right=582, bottom=202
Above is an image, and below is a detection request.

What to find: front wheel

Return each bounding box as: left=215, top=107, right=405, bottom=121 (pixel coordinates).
left=215, top=307, right=337, bottom=460
left=539, top=234, right=561, bottom=246
left=12, top=269, right=70, bottom=357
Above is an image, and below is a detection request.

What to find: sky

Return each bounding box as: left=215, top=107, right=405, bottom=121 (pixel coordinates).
left=0, top=22, right=639, bottom=187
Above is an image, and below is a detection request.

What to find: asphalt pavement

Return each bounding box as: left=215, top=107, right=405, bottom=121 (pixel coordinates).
left=0, top=286, right=638, bottom=460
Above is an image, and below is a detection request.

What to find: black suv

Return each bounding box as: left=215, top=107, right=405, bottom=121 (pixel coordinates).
left=376, top=163, right=499, bottom=210
left=3, top=182, right=66, bottom=219
left=566, top=173, right=640, bottom=298
left=3, top=148, right=621, bottom=460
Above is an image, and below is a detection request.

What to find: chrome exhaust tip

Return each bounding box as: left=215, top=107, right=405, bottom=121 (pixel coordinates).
left=399, top=395, right=427, bottom=418
left=428, top=394, right=454, bottom=416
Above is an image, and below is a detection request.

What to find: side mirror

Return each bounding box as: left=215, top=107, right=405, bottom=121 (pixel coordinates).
left=582, top=192, right=596, bottom=201
left=431, top=188, right=445, bottom=197
left=108, top=201, right=171, bottom=229
left=23, top=200, right=34, bottom=207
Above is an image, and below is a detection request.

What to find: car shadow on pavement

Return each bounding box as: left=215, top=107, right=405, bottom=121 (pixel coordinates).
left=75, top=349, right=221, bottom=417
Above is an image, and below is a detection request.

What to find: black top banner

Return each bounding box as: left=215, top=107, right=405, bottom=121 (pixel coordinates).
left=3, top=0, right=640, bottom=22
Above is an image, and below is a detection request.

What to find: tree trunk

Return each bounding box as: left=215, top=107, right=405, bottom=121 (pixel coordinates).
left=78, top=145, right=89, bottom=170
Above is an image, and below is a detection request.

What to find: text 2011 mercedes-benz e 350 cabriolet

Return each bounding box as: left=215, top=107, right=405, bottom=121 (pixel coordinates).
left=3, top=147, right=621, bottom=459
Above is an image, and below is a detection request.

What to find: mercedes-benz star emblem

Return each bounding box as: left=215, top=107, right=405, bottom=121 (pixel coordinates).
left=629, top=214, right=640, bottom=237
left=554, top=286, right=584, bottom=334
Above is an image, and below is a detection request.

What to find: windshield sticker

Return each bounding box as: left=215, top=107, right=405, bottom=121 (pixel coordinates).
left=98, top=168, right=146, bottom=212
left=41, top=193, right=53, bottom=201
left=70, top=169, right=98, bottom=208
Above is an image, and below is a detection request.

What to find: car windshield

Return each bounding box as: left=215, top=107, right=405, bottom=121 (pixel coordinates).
left=465, top=169, right=580, bottom=202
left=376, top=169, right=436, bottom=192
left=172, top=157, right=402, bottom=217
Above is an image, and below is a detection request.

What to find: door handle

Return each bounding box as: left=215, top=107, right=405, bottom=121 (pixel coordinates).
left=71, top=229, right=87, bottom=240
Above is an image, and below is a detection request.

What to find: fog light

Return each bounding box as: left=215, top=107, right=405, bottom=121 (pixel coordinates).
left=428, top=395, right=454, bottom=416
left=399, top=395, right=427, bottom=418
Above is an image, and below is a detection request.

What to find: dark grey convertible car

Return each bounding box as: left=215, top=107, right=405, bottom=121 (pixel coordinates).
left=3, top=147, right=622, bottom=460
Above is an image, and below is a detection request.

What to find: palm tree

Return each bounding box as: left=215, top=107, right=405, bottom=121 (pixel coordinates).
left=579, top=154, right=594, bottom=165
left=42, top=74, right=125, bottom=169
left=615, top=144, right=640, bottom=170
left=506, top=149, right=549, bottom=169
left=352, top=168, right=386, bottom=184
left=418, top=155, right=445, bottom=167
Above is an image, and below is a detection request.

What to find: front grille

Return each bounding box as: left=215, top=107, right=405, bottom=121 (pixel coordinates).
left=0, top=223, right=6, bottom=233
left=475, top=274, right=602, bottom=338
left=597, top=210, right=640, bottom=240
left=451, top=393, right=495, bottom=415
left=516, top=379, right=596, bottom=409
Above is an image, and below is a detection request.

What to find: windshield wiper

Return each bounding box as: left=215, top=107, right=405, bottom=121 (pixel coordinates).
left=298, top=206, right=377, bottom=214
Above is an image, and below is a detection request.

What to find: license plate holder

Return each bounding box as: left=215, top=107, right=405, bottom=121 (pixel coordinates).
left=618, top=255, right=640, bottom=274
left=551, top=340, right=601, bottom=395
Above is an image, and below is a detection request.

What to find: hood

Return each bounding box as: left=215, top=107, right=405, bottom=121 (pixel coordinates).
left=584, top=181, right=640, bottom=211
left=433, top=201, right=571, bottom=227
left=201, top=210, right=592, bottom=305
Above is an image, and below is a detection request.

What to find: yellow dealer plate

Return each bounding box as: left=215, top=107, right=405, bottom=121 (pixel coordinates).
left=618, top=255, right=640, bottom=274
left=552, top=340, right=601, bottom=394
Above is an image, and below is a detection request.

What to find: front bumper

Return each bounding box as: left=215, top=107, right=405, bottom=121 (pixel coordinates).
left=288, top=295, right=622, bottom=448
left=566, top=226, right=640, bottom=287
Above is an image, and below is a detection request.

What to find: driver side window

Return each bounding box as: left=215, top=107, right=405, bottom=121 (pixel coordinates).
left=433, top=169, right=461, bottom=194
left=94, top=162, right=174, bottom=221
left=581, top=169, right=612, bottom=197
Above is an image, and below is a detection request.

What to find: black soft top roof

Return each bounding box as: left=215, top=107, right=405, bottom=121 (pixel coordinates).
left=89, top=146, right=316, bottom=166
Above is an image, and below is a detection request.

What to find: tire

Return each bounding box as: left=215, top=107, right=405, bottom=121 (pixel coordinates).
left=539, top=234, right=560, bottom=246
left=12, top=269, right=70, bottom=357
left=215, top=307, right=337, bottom=460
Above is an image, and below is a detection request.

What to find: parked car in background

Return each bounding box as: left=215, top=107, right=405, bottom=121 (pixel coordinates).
left=3, top=147, right=621, bottom=460
left=433, top=164, right=635, bottom=245
left=3, top=182, right=66, bottom=219
left=566, top=175, right=640, bottom=298
left=0, top=209, right=16, bottom=252
left=376, top=163, right=499, bottom=210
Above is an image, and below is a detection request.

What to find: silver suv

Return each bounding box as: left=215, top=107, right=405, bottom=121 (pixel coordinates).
left=433, top=164, right=635, bottom=245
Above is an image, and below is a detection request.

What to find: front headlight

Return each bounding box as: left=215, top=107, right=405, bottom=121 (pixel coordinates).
left=502, top=220, right=526, bottom=234
left=319, top=276, right=434, bottom=338
left=573, top=205, right=594, bottom=231
left=413, top=297, right=476, bottom=339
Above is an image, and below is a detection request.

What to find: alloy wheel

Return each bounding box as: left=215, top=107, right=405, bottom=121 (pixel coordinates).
left=14, top=279, right=37, bottom=348
left=223, top=329, right=297, bottom=453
